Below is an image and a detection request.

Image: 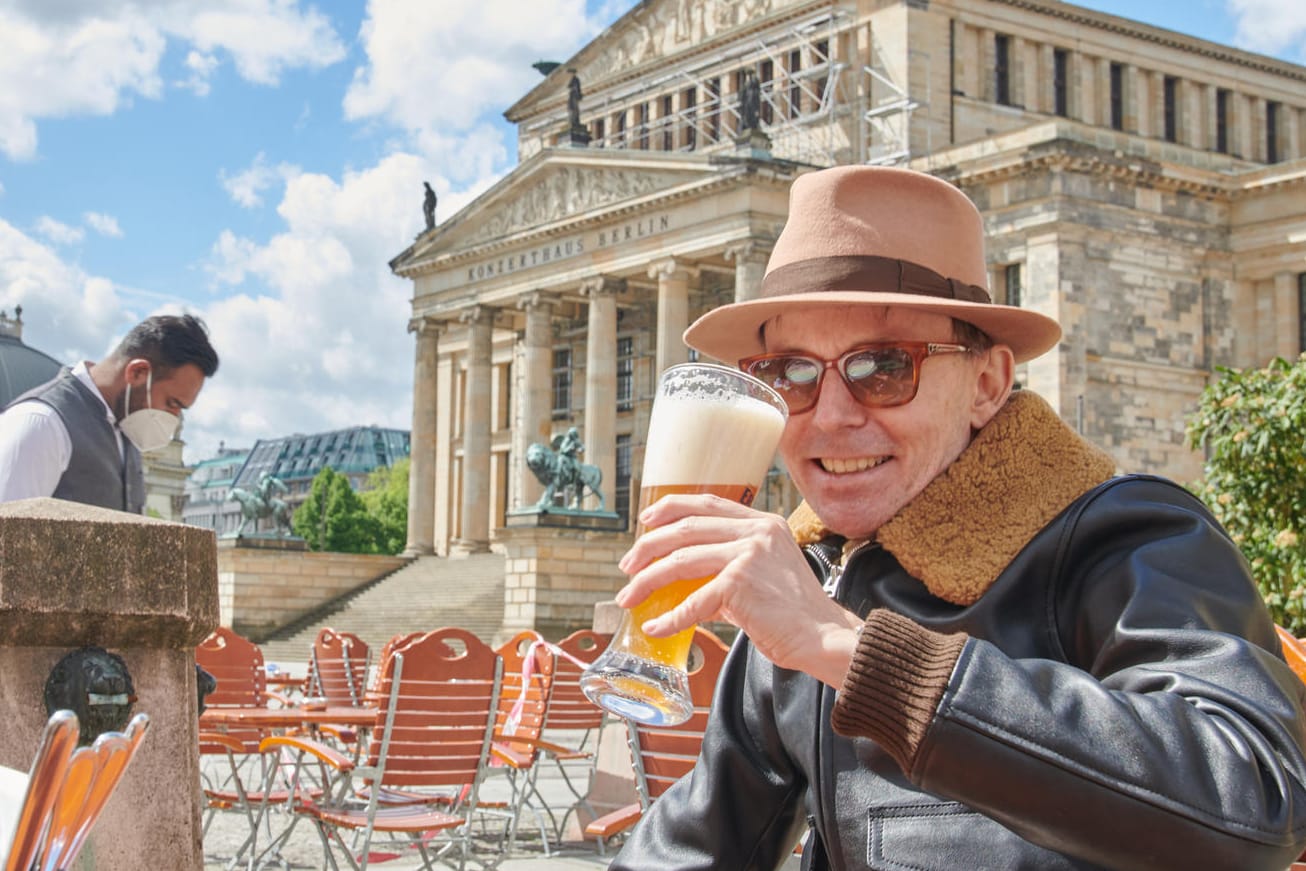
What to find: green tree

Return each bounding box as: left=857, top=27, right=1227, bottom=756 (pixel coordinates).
left=293, top=467, right=384, bottom=554
left=359, top=457, right=409, bottom=556
left=1187, top=354, right=1306, bottom=633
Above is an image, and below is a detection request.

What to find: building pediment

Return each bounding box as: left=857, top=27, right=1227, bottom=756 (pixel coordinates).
left=392, top=150, right=733, bottom=275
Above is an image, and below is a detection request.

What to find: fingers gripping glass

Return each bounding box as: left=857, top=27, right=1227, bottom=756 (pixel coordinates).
left=740, top=342, right=971, bottom=414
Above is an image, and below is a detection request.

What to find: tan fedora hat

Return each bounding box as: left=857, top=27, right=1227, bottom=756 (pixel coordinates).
left=683, top=165, right=1061, bottom=364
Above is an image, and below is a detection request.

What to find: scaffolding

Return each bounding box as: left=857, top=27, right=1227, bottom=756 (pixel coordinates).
left=524, top=3, right=926, bottom=168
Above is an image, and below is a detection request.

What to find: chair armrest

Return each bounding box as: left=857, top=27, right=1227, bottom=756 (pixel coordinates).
left=261, top=690, right=294, bottom=708
left=198, top=732, right=245, bottom=754
left=494, top=732, right=581, bottom=758
left=258, top=734, right=355, bottom=773
left=584, top=802, right=642, bottom=840
left=490, top=743, right=532, bottom=769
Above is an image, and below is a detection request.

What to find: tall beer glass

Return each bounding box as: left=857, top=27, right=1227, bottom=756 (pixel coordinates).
left=580, top=363, right=787, bottom=726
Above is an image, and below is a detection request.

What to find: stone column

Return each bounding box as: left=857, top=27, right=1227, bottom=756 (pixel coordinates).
left=455, top=305, right=494, bottom=554
left=515, top=293, right=555, bottom=508
left=727, top=240, right=771, bottom=304
left=404, top=317, right=440, bottom=556
left=1285, top=105, right=1301, bottom=162
left=581, top=277, right=620, bottom=513
left=649, top=258, right=694, bottom=375
left=1274, top=272, right=1296, bottom=358
left=0, top=498, right=217, bottom=870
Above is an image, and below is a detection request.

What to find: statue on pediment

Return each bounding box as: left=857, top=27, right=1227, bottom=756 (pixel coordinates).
left=739, top=69, right=761, bottom=132
left=423, top=181, right=437, bottom=231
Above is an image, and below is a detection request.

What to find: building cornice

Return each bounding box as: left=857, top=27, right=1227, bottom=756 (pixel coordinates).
left=990, top=0, right=1306, bottom=83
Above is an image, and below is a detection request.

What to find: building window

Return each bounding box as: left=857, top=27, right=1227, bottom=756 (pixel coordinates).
left=591, top=117, right=605, bottom=145
left=1109, top=62, right=1124, bottom=131
left=1004, top=264, right=1022, bottom=308
left=615, top=434, right=632, bottom=527
left=613, top=108, right=626, bottom=147
left=1299, top=273, right=1306, bottom=353
left=1267, top=100, right=1281, bottom=163
left=707, top=77, right=721, bottom=142
left=814, top=39, right=829, bottom=109
left=788, top=49, right=802, bottom=118
left=1163, top=76, right=1178, bottom=142
left=1216, top=88, right=1230, bottom=154
left=760, top=60, right=774, bottom=124
left=637, top=102, right=649, bottom=149
left=551, top=348, right=572, bottom=417
left=994, top=34, right=1011, bottom=106
left=661, top=94, right=674, bottom=151
left=616, top=336, right=634, bottom=411
left=1053, top=48, right=1069, bottom=117
left=683, top=87, right=697, bottom=150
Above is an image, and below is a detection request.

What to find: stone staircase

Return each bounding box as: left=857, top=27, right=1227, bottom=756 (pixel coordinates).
left=258, top=553, right=507, bottom=666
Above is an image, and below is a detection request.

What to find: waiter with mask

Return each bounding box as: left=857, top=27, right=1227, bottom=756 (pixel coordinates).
left=0, top=314, right=219, bottom=514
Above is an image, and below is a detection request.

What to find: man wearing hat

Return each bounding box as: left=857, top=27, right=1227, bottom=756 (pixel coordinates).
left=610, top=166, right=1306, bottom=869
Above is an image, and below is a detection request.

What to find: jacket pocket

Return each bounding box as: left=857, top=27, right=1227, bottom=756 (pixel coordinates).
left=866, top=802, right=1088, bottom=871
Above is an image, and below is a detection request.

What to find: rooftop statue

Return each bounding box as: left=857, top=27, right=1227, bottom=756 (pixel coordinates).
left=229, top=472, right=295, bottom=537
left=526, top=427, right=606, bottom=511
left=423, top=181, right=437, bottom=231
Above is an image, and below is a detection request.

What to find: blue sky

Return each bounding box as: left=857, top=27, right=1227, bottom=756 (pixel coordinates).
left=1, top=0, right=1303, bottom=465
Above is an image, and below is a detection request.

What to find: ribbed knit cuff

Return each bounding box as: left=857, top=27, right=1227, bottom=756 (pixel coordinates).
left=830, top=608, right=968, bottom=775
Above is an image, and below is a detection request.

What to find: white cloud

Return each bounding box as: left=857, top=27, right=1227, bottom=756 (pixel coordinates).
left=1228, top=0, right=1306, bottom=59
left=84, top=211, right=124, bottom=238
left=220, top=152, right=300, bottom=208
left=178, top=50, right=220, bottom=96
left=0, top=1, right=347, bottom=160
left=0, top=219, right=135, bottom=360
left=33, top=216, right=84, bottom=245
left=344, top=0, right=603, bottom=139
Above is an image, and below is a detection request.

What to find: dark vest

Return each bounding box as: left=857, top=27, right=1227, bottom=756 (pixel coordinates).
left=6, top=368, right=143, bottom=514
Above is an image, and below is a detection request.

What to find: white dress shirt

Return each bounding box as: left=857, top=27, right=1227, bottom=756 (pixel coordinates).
left=0, top=362, right=122, bottom=503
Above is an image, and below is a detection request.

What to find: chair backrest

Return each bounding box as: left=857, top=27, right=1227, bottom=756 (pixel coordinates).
left=195, top=626, right=266, bottom=708
left=494, top=631, right=555, bottom=762
left=365, top=627, right=502, bottom=790
left=541, top=629, right=611, bottom=735
left=629, top=628, right=730, bottom=808
left=310, top=627, right=371, bottom=707
left=4, top=711, right=150, bottom=871
left=195, top=626, right=266, bottom=752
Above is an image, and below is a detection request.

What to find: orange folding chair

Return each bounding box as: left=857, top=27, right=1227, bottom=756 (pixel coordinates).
left=534, top=629, right=611, bottom=833
left=259, top=627, right=504, bottom=871
left=478, top=630, right=558, bottom=855
left=3, top=709, right=150, bottom=871
left=584, top=628, right=730, bottom=852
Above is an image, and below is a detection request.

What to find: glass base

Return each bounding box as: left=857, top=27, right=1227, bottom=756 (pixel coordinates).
left=580, top=650, right=693, bottom=727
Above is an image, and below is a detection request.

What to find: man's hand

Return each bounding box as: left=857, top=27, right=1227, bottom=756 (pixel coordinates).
left=616, top=493, right=863, bottom=688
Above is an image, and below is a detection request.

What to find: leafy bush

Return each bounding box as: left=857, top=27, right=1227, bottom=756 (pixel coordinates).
left=1187, top=355, right=1306, bottom=634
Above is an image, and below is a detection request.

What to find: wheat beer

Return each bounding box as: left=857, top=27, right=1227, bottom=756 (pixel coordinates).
left=581, top=364, right=787, bottom=726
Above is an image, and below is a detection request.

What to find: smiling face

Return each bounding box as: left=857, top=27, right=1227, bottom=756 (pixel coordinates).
left=767, top=304, right=1013, bottom=539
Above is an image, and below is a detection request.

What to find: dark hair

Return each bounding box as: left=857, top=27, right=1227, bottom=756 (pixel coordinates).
left=952, top=318, right=993, bottom=354
left=112, top=314, right=219, bottom=378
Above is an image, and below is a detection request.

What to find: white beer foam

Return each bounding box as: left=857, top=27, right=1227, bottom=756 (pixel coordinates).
left=642, top=391, right=786, bottom=486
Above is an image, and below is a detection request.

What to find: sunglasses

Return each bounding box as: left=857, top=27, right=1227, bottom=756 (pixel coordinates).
left=740, top=341, right=971, bottom=414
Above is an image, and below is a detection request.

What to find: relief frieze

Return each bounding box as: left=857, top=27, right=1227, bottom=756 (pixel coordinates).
left=468, top=167, right=675, bottom=245
left=592, top=0, right=776, bottom=78
left=465, top=213, right=673, bottom=283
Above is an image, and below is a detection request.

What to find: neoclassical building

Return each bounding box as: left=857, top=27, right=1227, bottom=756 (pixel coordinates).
left=392, top=0, right=1306, bottom=560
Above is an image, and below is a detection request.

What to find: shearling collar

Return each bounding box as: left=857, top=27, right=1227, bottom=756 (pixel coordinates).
left=787, top=390, right=1117, bottom=605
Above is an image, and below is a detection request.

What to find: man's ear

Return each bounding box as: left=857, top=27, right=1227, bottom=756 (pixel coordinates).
left=970, top=344, right=1015, bottom=430
left=123, top=358, right=152, bottom=386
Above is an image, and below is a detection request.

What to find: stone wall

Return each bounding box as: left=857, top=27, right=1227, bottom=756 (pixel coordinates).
left=215, top=540, right=408, bottom=639
left=497, top=524, right=632, bottom=641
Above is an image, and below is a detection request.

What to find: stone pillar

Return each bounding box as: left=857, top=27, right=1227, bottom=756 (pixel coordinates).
left=649, top=258, right=694, bottom=376
left=515, top=293, right=555, bottom=508
left=404, top=317, right=440, bottom=556
left=455, top=306, right=494, bottom=554
left=0, top=498, right=217, bottom=870
left=1077, top=53, right=1096, bottom=126
left=581, top=277, right=620, bottom=513
left=1274, top=272, right=1296, bottom=358
left=727, top=240, right=771, bottom=304
left=1285, top=105, right=1301, bottom=162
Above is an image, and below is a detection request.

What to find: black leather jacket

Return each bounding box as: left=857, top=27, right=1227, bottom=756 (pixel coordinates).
left=611, top=476, right=1306, bottom=870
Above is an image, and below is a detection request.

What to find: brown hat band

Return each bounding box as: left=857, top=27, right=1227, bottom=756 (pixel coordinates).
left=761, top=255, right=992, bottom=304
